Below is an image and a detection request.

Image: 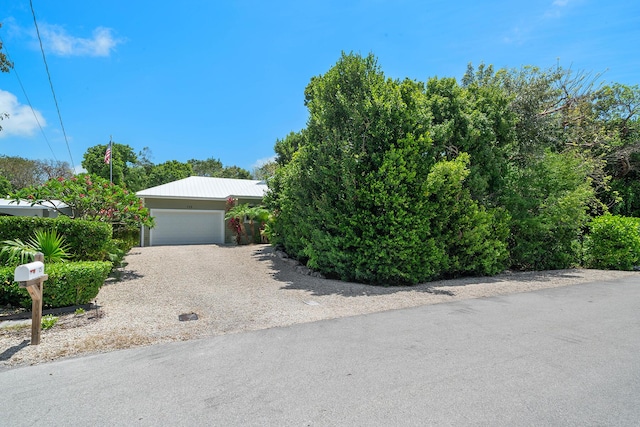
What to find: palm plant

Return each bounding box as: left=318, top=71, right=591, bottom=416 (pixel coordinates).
left=225, top=203, right=251, bottom=244
left=1, top=229, right=71, bottom=265
left=246, top=206, right=270, bottom=243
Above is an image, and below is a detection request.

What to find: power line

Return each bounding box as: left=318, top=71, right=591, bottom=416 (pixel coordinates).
left=29, top=0, right=75, bottom=171
left=0, top=33, right=59, bottom=162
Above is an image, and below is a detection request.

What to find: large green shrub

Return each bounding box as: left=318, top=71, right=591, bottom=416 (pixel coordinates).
left=0, top=261, right=112, bottom=308
left=0, top=216, right=112, bottom=261
left=583, top=215, right=640, bottom=270
left=267, top=53, right=513, bottom=285
left=503, top=151, right=596, bottom=270
left=424, top=154, right=510, bottom=278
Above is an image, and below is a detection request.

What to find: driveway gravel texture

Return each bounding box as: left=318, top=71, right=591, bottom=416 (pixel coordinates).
left=1, top=244, right=637, bottom=368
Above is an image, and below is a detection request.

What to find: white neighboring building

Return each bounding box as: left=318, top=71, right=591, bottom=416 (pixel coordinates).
left=0, top=199, right=70, bottom=218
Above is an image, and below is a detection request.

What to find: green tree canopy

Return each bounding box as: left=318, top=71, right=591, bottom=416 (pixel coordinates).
left=81, top=142, right=138, bottom=187
left=147, top=160, right=193, bottom=187
left=188, top=157, right=224, bottom=176
left=274, top=131, right=307, bottom=166
left=267, top=52, right=625, bottom=284
left=253, top=160, right=278, bottom=180
left=0, top=175, right=12, bottom=196
left=188, top=157, right=252, bottom=179
left=267, top=52, right=510, bottom=284
left=0, top=156, right=71, bottom=190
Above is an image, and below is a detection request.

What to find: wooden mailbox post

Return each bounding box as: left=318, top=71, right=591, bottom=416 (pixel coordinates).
left=14, top=253, right=48, bottom=345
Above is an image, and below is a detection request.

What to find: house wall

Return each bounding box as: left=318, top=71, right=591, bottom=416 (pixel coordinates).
left=140, top=197, right=262, bottom=246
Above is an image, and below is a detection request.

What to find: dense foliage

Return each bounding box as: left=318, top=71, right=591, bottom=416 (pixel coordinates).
left=584, top=215, right=640, bottom=270
left=267, top=54, right=510, bottom=284
left=81, top=143, right=253, bottom=191
left=1, top=229, right=71, bottom=264
left=0, top=155, right=73, bottom=191
left=0, top=261, right=112, bottom=308
left=267, top=52, right=640, bottom=284
left=10, top=174, right=153, bottom=236
left=225, top=198, right=270, bottom=244
left=0, top=216, right=112, bottom=262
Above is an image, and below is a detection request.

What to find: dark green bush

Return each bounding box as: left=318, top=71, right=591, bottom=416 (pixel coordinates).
left=503, top=151, right=596, bottom=270
left=0, top=261, right=112, bottom=308
left=0, top=216, right=112, bottom=261
left=583, top=215, right=640, bottom=270
left=266, top=54, right=514, bottom=285
left=113, top=227, right=140, bottom=252
left=423, top=153, right=510, bottom=278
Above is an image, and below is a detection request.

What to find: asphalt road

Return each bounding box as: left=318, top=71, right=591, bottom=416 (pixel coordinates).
left=2, top=276, right=639, bottom=426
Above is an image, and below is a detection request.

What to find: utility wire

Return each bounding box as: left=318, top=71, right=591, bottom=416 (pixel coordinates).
left=0, top=33, right=59, bottom=162
left=29, top=0, right=75, bottom=170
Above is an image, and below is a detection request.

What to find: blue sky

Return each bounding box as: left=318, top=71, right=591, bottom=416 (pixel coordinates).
left=0, top=1, right=638, bottom=174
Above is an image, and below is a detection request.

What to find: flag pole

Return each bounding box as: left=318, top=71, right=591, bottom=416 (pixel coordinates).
left=109, top=136, right=113, bottom=184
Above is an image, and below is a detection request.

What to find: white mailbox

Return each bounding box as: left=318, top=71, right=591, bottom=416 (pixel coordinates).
left=14, top=261, right=45, bottom=282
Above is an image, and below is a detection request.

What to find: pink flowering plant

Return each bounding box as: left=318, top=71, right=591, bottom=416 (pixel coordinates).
left=11, top=173, right=154, bottom=234
left=225, top=197, right=244, bottom=244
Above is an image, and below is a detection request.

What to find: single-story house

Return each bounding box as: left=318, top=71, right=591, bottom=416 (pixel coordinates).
left=0, top=199, right=70, bottom=218
left=136, top=176, right=268, bottom=246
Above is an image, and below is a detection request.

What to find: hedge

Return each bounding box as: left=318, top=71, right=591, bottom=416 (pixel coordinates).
left=0, top=261, right=112, bottom=309
left=0, top=216, right=112, bottom=261
left=583, top=214, right=640, bottom=271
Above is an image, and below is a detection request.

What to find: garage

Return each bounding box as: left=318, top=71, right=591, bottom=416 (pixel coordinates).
left=137, top=176, right=268, bottom=246
left=149, top=209, right=225, bottom=246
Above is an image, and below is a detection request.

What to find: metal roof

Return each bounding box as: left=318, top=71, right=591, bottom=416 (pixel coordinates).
left=136, top=176, right=268, bottom=200
left=0, top=199, right=68, bottom=209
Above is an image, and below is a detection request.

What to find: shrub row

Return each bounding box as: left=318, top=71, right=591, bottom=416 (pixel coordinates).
left=584, top=214, right=640, bottom=270
left=0, top=216, right=112, bottom=261
left=0, top=261, right=112, bottom=309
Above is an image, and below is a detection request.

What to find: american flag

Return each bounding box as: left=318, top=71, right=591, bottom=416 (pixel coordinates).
left=104, top=145, right=111, bottom=164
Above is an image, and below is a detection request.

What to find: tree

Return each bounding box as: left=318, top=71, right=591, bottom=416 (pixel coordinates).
left=10, top=174, right=154, bottom=235
left=37, top=159, right=74, bottom=181
left=188, top=157, right=224, bottom=176
left=188, top=157, right=252, bottom=179
left=267, top=52, right=510, bottom=284
left=0, top=175, right=12, bottom=196
left=426, top=74, right=516, bottom=204
left=125, top=147, right=154, bottom=192
left=503, top=151, right=597, bottom=270
left=0, top=23, right=12, bottom=74
left=0, top=156, right=42, bottom=189
left=253, top=160, right=278, bottom=180
left=147, top=160, right=192, bottom=187
left=81, top=142, right=138, bottom=186
left=0, top=156, right=73, bottom=190
left=274, top=131, right=307, bottom=166
left=218, top=165, right=252, bottom=179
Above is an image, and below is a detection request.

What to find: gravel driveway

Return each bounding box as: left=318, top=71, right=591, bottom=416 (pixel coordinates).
left=1, top=244, right=637, bottom=368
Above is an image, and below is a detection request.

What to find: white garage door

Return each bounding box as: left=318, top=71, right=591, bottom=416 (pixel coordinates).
left=150, top=209, right=225, bottom=246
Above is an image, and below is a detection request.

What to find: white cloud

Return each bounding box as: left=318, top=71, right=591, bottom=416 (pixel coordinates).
left=0, top=90, right=45, bottom=138
left=504, top=0, right=580, bottom=44
left=546, top=0, right=580, bottom=18
left=252, top=155, right=277, bottom=169
left=40, top=24, right=123, bottom=57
